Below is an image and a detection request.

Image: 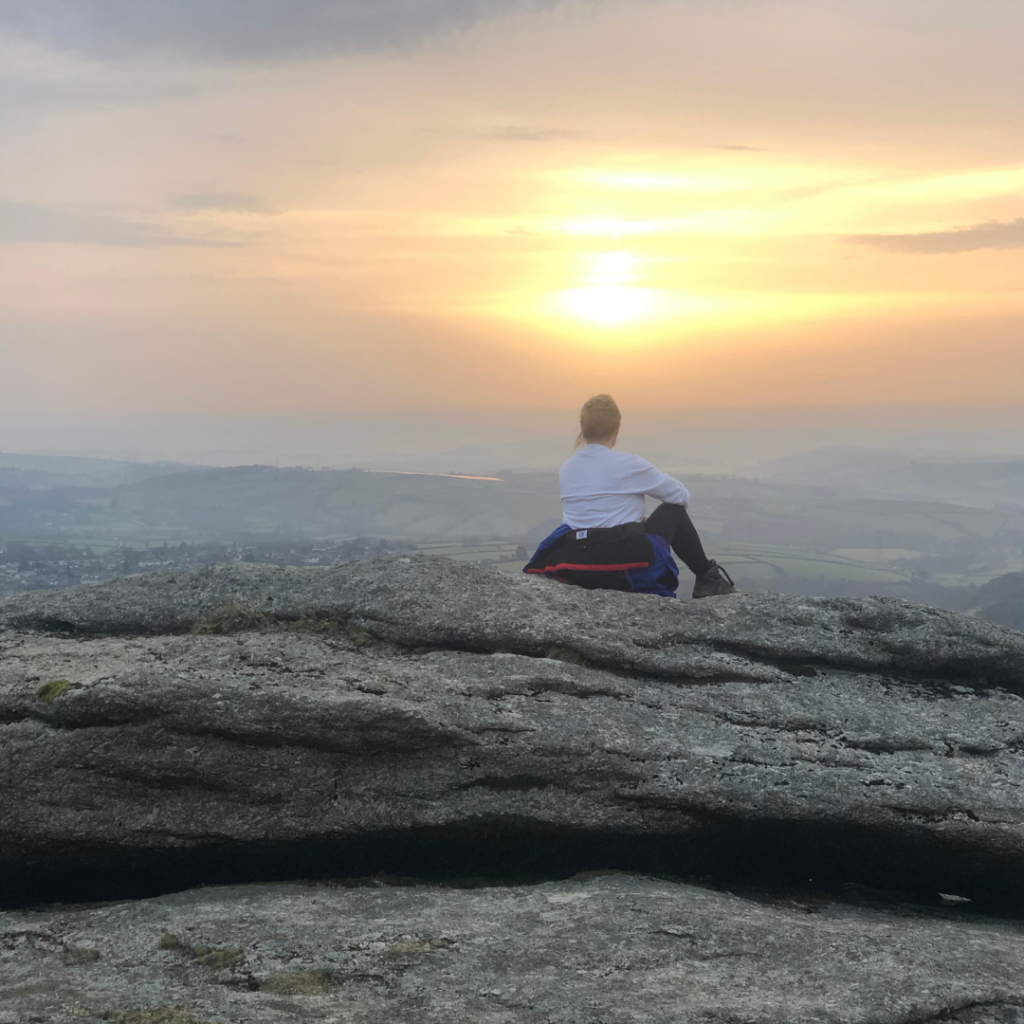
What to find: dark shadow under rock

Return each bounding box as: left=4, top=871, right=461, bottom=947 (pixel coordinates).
left=4, top=814, right=1024, bottom=915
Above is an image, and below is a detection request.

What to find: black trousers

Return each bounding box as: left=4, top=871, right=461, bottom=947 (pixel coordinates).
left=644, top=503, right=713, bottom=578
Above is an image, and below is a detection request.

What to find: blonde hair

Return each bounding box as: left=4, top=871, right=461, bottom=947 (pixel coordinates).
left=574, top=394, right=621, bottom=450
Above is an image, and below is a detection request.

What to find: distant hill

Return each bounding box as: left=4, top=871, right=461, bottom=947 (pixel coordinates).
left=0, top=452, right=198, bottom=490
left=681, top=473, right=1024, bottom=556
left=970, top=572, right=1024, bottom=630
left=752, top=448, right=1024, bottom=509
left=22, top=462, right=1020, bottom=551
left=872, top=460, right=1024, bottom=510
left=113, top=466, right=563, bottom=541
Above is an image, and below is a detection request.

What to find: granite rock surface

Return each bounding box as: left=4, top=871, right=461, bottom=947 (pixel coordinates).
left=2, top=557, right=1024, bottom=1024
left=2, top=558, right=1022, bottom=905
left=2, top=556, right=1022, bottom=687
left=2, top=874, right=1024, bottom=1024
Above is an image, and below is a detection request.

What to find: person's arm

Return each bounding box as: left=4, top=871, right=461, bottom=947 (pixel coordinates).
left=623, top=454, right=690, bottom=505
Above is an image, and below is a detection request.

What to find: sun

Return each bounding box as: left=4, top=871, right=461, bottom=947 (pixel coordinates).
left=558, top=251, right=657, bottom=326
left=562, top=286, right=656, bottom=324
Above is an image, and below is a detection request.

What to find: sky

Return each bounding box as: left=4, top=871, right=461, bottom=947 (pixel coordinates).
left=1, top=0, right=1022, bottom=460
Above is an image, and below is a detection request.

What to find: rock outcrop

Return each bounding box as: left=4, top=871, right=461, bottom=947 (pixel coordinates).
left=2, top=557, right=1022, bottom=910
left=2, top=557, right=1024, bottom=1022
left=2, top=557, right=1022, bottom=686
left=3, top=874, right=1024, bottom=1024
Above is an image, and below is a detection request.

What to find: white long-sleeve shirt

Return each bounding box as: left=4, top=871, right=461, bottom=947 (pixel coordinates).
left=559, top=444, right=690, bottom=529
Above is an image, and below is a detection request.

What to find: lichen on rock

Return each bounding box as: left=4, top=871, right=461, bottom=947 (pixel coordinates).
left=260, top=968, right=334, bottom=994
left=36, top=678, right=73, bottom=703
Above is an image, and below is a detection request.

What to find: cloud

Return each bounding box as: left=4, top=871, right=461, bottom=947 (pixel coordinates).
left=0, top=39, right=205, bottom=120
left=0, top=0, right=556, bottom=62
left=848, top=217, right=1024, bottom=254
left=484, top=126, right=577, bottom=141
left=171, top=193, right=274, bottom=213
left=0, top=200, right=243, bottom=246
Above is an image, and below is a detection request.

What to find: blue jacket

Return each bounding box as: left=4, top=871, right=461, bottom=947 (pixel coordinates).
left=523, top=522, right=679, bottom=597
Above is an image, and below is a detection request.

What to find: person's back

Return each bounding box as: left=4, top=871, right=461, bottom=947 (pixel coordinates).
left=560, top=443, right=689, bottom=530
left=524, top=394, right=736, bottom=599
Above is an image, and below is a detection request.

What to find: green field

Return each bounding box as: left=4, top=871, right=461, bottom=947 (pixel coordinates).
left=705, top=542, right=912, bottom=583
left=416, top=540, right=523, bottom=563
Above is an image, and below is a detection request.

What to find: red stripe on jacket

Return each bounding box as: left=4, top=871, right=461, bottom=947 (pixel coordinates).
left=526, top=561, right=650, bottom=573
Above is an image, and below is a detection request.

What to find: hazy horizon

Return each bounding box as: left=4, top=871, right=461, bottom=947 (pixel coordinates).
left=4, top=403, right=1023, bottom=476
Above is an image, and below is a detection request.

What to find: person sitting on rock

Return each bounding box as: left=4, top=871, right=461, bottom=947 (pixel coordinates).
left=524, top=394, right=736, bottom=599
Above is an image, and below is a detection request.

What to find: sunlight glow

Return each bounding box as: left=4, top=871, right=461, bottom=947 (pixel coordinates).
left=548, top=163, right=859, bottom=195
left=557, top=251, right=658, bottom=324
left=589, top=252, right=637, bottom=285
left=562, top=286, right=657, bottom=324
left=472, top=157, right=1024, bottom=347
left=568, top=171, right=741, bottom=191
left=563, top=218, right=667, bottom=236
left=560, top=211, right=755, bottom=238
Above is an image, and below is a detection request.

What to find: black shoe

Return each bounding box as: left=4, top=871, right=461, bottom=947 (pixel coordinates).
left=692, top=560, right=736, bottom=599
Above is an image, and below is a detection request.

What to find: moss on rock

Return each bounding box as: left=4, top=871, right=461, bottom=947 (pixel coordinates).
left=260, top=969, right=333, bottom=994
left=154, top=934, right=243, bottom=970
left=191, top=603, right=274, bottom=635
left=37, top=678, right=73, bottom=703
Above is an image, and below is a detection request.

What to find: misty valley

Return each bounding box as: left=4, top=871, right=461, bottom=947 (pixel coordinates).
left=2, top=450, right=1022, bottom=632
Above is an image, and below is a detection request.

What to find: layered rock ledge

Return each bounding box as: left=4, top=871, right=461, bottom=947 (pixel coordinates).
left=1, top=557, right=1023, bottom=908
left=3, top=875, right=1024, bottom=1024
left=3, top=556, right=1022, bottom=686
